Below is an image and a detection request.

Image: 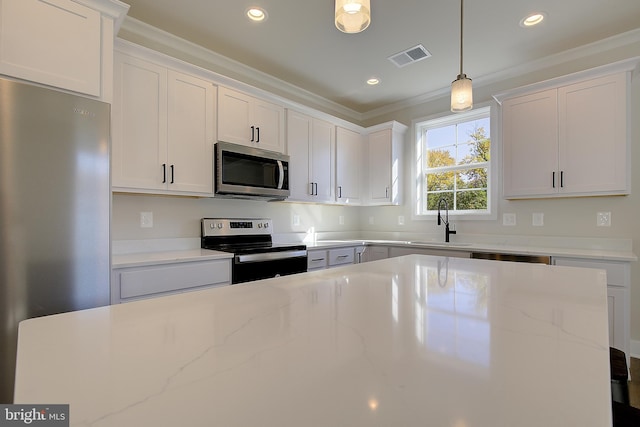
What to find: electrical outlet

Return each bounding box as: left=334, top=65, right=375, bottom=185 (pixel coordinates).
left=292, top=214, right=300, bottom=226
left=369, top=216, right=375, bottom=225
left=140, top=212, right=153, bottom=228
left=532, top=213, right=544, bottom=227
left=339, top=215, right=345, bottom=225
left=398, top=215, right=405, bottom=225
left=597, top=212, right=611, bottom=227
left=503, top=213, right=516, bottom=226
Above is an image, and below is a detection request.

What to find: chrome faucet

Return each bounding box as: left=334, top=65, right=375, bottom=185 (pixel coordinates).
left=437, top=197, right=457, bottom=242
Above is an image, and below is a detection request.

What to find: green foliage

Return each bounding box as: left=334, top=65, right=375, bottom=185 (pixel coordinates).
left=425, top=126, right=490, bottom=211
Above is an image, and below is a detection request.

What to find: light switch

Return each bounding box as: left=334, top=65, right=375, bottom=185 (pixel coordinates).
left=339, top=215, right=345, bottom=225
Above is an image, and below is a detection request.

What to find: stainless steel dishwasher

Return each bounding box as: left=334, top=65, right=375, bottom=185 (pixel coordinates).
left=471, top=252, right=550, bottom=264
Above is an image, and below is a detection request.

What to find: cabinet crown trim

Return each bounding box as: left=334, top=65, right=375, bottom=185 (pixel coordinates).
left=493, top=56, right=639, bottom=104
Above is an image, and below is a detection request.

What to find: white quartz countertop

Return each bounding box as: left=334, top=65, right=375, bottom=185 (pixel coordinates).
left=307, top=239, right=637, bottom=261
left=112, top=248, right=232, bottom=268
left=15, top=255, right=612, bottom=426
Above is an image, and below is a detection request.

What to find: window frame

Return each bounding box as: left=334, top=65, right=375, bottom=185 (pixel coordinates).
left=411, top=104, right=498, bottom=221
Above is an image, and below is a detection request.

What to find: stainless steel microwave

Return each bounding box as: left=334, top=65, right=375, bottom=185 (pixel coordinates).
left=215, top=142, right=290, bottom=200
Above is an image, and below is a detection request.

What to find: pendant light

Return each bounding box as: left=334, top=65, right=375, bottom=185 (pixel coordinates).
left=335, top=0, right=370, bottom=33
left=451, top=0, right=472, bottom=112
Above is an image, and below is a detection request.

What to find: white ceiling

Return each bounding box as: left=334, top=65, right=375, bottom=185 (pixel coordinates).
left=121, top=0, right=640, bottom=114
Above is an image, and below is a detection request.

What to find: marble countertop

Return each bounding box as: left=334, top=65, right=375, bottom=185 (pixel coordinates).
left=111, top=236, right=636, bottom=269
left=306, top=239, right=637, bottom=262
left=112, top=248, right=233, bottom=268
left=15, top=255, right=612, bottom=426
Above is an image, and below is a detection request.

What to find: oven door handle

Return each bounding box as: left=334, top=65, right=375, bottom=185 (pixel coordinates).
left=236, top=250, right=307, bottom=263
left=276, top=160, right=285, bottom=189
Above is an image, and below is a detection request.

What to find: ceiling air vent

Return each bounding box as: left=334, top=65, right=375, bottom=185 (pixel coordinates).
left=388, top=44, right=432, bottom=68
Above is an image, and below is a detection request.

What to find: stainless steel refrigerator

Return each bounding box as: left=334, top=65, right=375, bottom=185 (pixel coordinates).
left=0, top=77, right=111, bottom=403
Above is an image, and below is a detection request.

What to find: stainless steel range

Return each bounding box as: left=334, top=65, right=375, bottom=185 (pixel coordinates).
left=201, top=218, right=307, bottom=284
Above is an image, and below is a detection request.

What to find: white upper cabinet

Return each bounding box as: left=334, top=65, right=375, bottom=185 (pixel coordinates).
left=112, top=50, right=216, bottom=196
left=218, top=86, right=285, bottom=153
left=366, top=121, right=407, bottom=205
left=0, top=0, right=128, bottom=99
left=502, top=71, right=629, bottom=199
left=286, top=110, right=335, bottom=202
left=112, top=54, right=168, bottom=191
left=336, top=126, right=363, bottom=205
left=167, top=70, right=216, bottom=194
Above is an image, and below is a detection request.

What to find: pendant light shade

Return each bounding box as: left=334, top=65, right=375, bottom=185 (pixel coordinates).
left=451, top=74, right=473, bottom=112
left=451, top=0, right=472, bottom=112
left=335, top=0, right=370, bottom=33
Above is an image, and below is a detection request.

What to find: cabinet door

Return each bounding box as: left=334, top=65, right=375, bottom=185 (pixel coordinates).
left=368, top=129, right=392, bottom=203
left=558, top=73, right=628, bottom=195
left=217, top=86, right=252, bottom=145
left=502, top=89, right=558, bottom=198
left=336, top=127, right=362, bottom=204
left=310, top=118, right=335, bottom=202
left=253, top=98, right=285, bottom=153
left=607, top=286, right=627, bottom=352
left=0, top=0, right=101, bottom=96
left=286, top=110, right=313, bottom=201
left=112, top=54, right=168, bottom=191
left=167, top=71, right=215, bottom=194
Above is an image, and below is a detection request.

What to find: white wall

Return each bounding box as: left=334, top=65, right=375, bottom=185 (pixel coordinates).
left=112, top=194, right=361, bottom=242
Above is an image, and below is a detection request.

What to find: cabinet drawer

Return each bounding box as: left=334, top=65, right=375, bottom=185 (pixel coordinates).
left=329, top=248, right=355, bottom=266
left=307, top=250, right=328, bottom=270
left=117, top=260, right=231, bottom=301
left=552, top=258, right=627, bottom=287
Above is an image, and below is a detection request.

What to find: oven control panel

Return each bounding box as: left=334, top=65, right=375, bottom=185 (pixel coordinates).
left=202, top=218, right=272, bottom=236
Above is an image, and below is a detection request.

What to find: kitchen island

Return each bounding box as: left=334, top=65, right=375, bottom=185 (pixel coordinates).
left=15, top=255, right=612, bottom=426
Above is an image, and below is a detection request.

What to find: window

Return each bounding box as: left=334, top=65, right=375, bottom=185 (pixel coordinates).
left=414, top=106, right=493, bottom=218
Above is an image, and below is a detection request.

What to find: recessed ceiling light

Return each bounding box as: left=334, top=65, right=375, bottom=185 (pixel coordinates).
left=367, top=77, right=380, bottom=85
left=246, top=7, right=267, bottom=22
left=520, top=12, right=545, bottom=27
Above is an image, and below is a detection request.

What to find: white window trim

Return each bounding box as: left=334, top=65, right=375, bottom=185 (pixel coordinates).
left=411, top=102, right=498, bottom=221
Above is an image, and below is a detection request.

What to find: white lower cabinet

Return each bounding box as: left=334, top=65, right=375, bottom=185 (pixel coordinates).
left=308, top=246, right=363, bottom=271
left=363, top=246, right=389, bottom=262
left=552, top=257, right=630, bottom=361
left=111, top=259, right=231, bottom=303
left=307, top=249, right=328, bottom=271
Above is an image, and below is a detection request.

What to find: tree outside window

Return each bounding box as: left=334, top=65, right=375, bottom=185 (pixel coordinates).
left=416, top=107, right=491, bottom=216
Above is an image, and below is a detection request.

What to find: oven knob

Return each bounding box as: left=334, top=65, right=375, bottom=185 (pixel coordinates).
left=257, top=223, right=263, bottom=228
left=263, top=222, right=269, bottom=229
left=217, top=223, right=223, bottom=229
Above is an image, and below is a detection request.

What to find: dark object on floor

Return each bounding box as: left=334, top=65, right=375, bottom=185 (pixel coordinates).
left=611, top=347, right=630, bottom=405
left=612, top=401, right=640, bottom=426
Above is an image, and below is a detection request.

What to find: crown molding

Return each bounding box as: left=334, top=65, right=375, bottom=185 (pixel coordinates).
left=74, top=0, right=130, bottom=32
left=119, top=17, right=365, bottom=123
left=361, top=27, right=640, bottom=121
left=119, top=16, right=640, bottom=124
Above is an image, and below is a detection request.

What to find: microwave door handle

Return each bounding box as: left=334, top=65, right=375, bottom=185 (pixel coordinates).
left=276, top=160, right=285, bottom=189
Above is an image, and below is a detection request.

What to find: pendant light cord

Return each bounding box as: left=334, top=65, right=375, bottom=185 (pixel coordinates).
left=459, top=0, right=464, bottom=76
